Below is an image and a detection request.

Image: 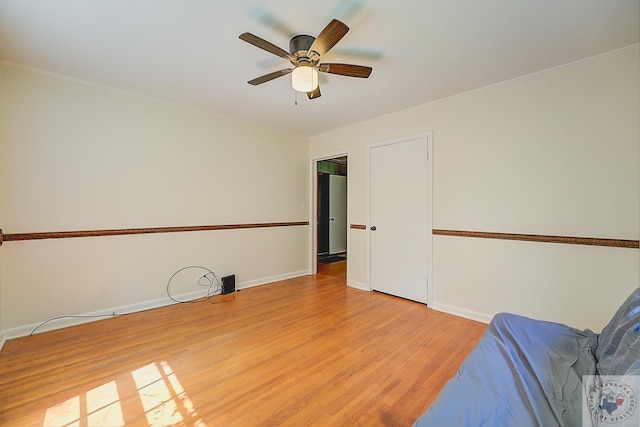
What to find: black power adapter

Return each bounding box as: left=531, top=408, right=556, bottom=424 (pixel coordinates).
left=221, top=274, right=236, bottom=295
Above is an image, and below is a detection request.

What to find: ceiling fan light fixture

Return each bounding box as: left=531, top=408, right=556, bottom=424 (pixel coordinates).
left=291, top=65, right=318, bottom=92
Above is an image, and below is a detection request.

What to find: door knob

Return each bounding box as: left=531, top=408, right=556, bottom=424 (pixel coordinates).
left=370, top=226, right=377, bottom=231
left=330, top=218, right=335, bottom=221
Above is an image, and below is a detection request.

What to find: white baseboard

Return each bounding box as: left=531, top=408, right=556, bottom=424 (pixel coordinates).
left=429, top=301, right=493, bottom=324
left=347, top=280, right=370, bottom=291
left=237, top=270, right=309, bottom=290
left=0, top=331, right=5, bottom=352
left=1, top=313, right=119, bottom=345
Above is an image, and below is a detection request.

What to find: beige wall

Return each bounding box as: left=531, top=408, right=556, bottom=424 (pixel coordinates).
left=1, top=46, right=638, bottom=343
left=0, top=64, right=309, bottom=337
left=309, top=46, right=640, bottom=330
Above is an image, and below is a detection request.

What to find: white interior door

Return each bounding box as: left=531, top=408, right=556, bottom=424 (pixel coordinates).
left=370, top=137, right=428, bottom=303
left=329, top=174, right=347, bottom=254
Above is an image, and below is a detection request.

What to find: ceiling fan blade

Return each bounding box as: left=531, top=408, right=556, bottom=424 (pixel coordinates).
left=307, top=86, right=321, bottom=100
left=239, top=33, right=295, bottom=62
left=248, top=69, right=293, bottom=85
left=308, top=19, right=349, bottom=59
left=318, top=63, right=372, bottom=78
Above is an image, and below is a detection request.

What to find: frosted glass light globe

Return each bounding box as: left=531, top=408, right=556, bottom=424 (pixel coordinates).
left=291, top=66, right=319, bottom=92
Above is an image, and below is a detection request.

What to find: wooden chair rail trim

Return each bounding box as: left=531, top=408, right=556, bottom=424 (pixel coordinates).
left=0, top=222, right=309, bottom=245
left=432, top=229, right=639, bottom=249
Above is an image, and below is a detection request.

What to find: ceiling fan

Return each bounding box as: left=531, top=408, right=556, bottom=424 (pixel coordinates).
left=239, top=19, right=372, bottom=100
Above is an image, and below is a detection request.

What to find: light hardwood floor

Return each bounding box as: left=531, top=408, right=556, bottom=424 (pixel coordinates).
left=0, top=261, right=486, bottom=426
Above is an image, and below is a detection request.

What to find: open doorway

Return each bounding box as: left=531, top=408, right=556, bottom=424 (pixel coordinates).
left=316, top=156, right=347, bottom=269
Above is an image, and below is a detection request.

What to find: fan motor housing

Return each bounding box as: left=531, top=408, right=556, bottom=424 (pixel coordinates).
left=289, top=34, right=315, bottom=56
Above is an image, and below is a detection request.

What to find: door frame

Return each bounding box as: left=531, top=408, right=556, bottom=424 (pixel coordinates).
left=308, top=150, right=350, bottom=275
left=367, top=132, right=434, bottom=304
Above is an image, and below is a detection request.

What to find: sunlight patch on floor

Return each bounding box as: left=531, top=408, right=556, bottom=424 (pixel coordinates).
left=44, top=381, right=124, bottom=427
left=44, top=361, right=206, bottom=427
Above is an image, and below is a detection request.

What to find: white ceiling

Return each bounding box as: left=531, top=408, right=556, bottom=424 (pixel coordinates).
left=1, top=0, right=638, bottom=137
